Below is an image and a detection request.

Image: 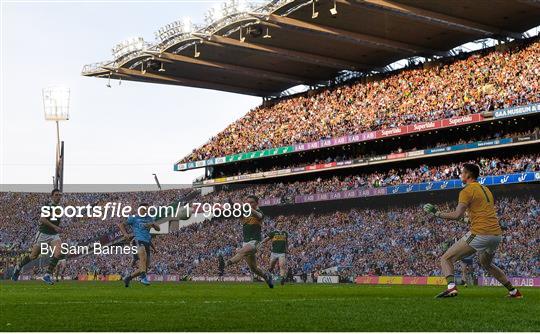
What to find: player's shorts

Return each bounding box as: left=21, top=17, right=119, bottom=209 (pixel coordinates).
left=460, top=231, right=501, bottom=255
left=270, top=252, right=286, bottom=261
left=33, top=232, right=60, bottom=244
left=242, top=240, right=259, bottom=253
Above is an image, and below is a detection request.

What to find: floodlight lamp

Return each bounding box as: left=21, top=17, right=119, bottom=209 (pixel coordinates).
left=183, top=17, right=193, bottom=33
left=237, top=0, right=248, bottom=12
left=43, top=86, right=70, bottom=121
left=222, top=1, right=234, bottom=16
left=222, top=3, right=230, bottom=16
left=213, top=4, right=224, bottom=20
left=204, top=12, right=214, bottom=26
left=207, top=7, right=216, bottom=21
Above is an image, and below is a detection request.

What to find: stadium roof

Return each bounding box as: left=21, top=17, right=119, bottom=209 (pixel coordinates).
left=82, top=0, right=540, bottom=97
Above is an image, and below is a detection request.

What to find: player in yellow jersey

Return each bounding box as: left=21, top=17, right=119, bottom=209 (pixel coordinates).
left=424, top=163, right=522, bottom=299
left=223, top=195, right=273, bottom=288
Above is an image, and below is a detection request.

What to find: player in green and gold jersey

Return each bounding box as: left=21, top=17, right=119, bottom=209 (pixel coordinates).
left=12, top=189, right=64, bottom=285
left=223, top=195, right=273, bottom=288
left=261, top=219, right=288, bottom=285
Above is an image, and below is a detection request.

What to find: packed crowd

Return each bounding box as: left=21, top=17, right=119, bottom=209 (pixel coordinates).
left=0, top=189, right=191, bottom=253
left=206, top=127, right=539, bottom=180
left=1, top=152, right=537, bottom=266
left=200, top=153, right=540, bottom=203
left=24, top=195, right=540, bottom=279
left=2, top=184, right=538, bottom=279
left=2, top=152, right=538, bottom=279
left=182, top=39, right=540, bottom=162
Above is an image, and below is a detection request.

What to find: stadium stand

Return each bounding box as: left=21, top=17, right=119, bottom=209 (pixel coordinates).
left=201, top=127, right=539, bottom=182
left=179, top=39, right=539, bottom=164
left=193, top=150, right=539, bottom=204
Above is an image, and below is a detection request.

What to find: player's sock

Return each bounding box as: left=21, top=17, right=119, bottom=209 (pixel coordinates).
left=123, top=275, right=131, bottom=287
left=18, top=254, right=32, bottom=268
left=446, top=275, right=456, bottom=289
left=42, top=273, right=54, bottom=285
left=139, top=272, right=150, bottom=285
left=503, top=281, right=516, bottom=292
left=12, top=253, right=33, bottom=281
left=264, top=272, right=274, bottom=288
left=47, top=257, right=59, bottom=274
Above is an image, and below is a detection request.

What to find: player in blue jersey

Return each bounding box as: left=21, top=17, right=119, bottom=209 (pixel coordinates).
left=118, top=203, right=160, bottom=287
left=460, top=254, right=475, bottom=287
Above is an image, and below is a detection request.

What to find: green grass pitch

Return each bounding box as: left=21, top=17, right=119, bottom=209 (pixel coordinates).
left=1, top=281, right=539, bottom=331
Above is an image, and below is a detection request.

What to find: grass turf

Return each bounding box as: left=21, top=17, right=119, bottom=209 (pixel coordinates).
left=0, top=281, right=538, bottom=331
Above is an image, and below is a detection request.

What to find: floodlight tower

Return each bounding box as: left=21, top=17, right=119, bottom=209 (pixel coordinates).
left=42, top=86, right=70, bottom=191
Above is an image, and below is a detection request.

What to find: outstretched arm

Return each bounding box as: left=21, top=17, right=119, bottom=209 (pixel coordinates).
left=438, top=203, right=467, bottom=220
left=251, top=208, right=263, bottom=219
left=424, top=203, right=467, bottom=221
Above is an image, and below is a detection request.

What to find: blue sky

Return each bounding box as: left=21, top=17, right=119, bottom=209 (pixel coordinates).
left=0, top=0, right=261, bottom=186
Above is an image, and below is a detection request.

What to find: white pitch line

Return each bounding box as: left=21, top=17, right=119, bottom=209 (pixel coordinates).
left=2, top=296, right=383, bottom=306
left=2, top=300, right=188, bottom=306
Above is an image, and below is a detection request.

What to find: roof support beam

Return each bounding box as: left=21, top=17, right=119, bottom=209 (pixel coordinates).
left=146, top=51, right=310, bottom=85
left=194, top=33, right=370, bottom=71
left=347, top=0, right=523, bottom=39
left=103, top=66, right=274, bottom=96
left=257, top=13, right=439, bottom=55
